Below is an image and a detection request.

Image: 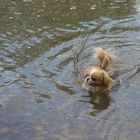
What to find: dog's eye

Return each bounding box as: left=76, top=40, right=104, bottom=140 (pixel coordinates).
left=91, top=77, right=96, bottom=81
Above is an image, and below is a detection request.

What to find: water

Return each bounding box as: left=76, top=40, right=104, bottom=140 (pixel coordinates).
left=0, top=0, right=140, bottom=140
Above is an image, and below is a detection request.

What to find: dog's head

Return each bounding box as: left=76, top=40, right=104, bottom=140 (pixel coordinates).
left=83, top=67, right=114, bottom=91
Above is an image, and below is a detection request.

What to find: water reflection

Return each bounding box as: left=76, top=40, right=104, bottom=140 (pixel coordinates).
left=81, top=90, right=112, bottom=116
left=89, top=91, right=111, bottom=111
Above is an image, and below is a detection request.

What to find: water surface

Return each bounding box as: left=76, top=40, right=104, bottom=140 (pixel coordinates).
left=0, top=0, right=140, bottom=140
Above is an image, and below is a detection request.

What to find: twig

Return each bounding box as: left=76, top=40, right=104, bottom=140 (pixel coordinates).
left=72, top=3, right=90, bottom=71
left=73, top=34, right=89, bottom=67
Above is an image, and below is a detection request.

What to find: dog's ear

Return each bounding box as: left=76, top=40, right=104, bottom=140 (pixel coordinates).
left=103, top=73, right=114, bottom=89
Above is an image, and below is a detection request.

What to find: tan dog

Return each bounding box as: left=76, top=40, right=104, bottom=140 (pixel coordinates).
left=83, top=48, right=115, bottom=92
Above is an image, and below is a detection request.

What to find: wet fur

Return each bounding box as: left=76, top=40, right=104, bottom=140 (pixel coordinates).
left=83, top=48, right=115, bottom=92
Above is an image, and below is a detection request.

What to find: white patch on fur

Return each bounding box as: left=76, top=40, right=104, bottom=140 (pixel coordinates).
left=82, top=82, right=97, bottom=92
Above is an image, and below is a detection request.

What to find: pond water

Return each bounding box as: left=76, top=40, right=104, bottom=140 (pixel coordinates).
left=0, top=0, right=140, bottom=140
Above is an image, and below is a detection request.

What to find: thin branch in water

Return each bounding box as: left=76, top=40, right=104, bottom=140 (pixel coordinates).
left=73, top=34, right=89, bottom=68
left=72, top=3, right=90, bottom=70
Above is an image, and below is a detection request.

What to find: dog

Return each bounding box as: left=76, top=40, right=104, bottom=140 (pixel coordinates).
left=82, top=48, right=116, bottom=92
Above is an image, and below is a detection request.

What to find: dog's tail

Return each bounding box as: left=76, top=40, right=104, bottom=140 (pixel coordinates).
left=94, top=48, right=115, bottom=69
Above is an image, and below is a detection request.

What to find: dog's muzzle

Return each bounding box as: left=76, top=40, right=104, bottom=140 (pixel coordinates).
left=85, top=76, right=95, bottom=86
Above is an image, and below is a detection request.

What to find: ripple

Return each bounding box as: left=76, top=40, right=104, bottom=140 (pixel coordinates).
left=54, top=81, right=76, bottom=95
left=0, top=0, right=140, bottom=139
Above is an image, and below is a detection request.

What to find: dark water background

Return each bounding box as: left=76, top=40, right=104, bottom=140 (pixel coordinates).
left=0, top=0, right=140, bottom=140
